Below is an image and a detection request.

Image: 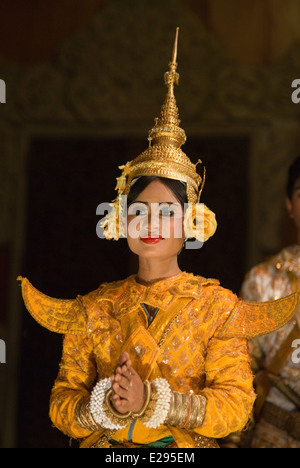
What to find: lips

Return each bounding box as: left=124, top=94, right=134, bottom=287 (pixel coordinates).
left=140, top=235, right=164, bottom=244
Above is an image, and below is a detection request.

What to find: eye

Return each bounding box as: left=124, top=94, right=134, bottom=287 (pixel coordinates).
left=159, top=203, right=181, bottom=218
left=128, top=202, right=148, bottom=217
left=159, top=207, right=175, bottom=217
left=135, top=209, right=145, bottom=216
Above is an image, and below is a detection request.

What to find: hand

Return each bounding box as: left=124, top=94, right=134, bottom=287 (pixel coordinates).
left=111, top=352, right=145, bottom=414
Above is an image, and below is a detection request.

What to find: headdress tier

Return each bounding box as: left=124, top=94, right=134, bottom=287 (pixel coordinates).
left=121, top=27, right=203, bottom=205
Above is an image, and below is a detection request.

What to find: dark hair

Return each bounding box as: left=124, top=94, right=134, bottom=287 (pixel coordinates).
left=287, top=156, right=300, bottom=200
left=127, top=176, right=188, bottom=207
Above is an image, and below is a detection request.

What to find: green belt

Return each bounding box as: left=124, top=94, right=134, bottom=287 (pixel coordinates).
left=109, top=435, right=175, bottom=448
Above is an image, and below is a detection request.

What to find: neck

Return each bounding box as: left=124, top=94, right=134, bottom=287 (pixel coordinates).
left=137, top=256, right=182, bottom=283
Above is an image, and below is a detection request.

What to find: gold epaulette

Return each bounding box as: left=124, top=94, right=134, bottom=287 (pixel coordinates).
left=219, top=291, right=300, bottom=339
left=17, top=276, right=88, bottom=335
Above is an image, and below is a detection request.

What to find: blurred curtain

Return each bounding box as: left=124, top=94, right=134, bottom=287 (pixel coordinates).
left=186, top=0, right=300, bottom=65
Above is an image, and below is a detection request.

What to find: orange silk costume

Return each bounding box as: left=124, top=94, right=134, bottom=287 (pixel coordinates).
left=18, top=272, right=299, bottom=448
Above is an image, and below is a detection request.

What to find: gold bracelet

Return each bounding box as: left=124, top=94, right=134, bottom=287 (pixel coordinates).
left=132, top=380, right=152, bottom=417
left=180, top=394, right=192, bottom=428
left=194, top=395, right=206, bottom=427
left=75, top=397, right=101, bottom=431
left=166, top=392, right=207, bottom=430
left=178, top=393, right=190, bottom=426
left=167, top=392, right=184, bottom=426
left=165, top=393, right=176, bottom=423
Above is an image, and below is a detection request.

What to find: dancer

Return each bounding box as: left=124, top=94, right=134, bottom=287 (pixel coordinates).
left=240, top=156, right=300, bottom=448
left=18, top=29, right=299, bottom=449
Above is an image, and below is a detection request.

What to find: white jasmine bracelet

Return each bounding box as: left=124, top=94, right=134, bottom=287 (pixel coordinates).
left=144, top=378, right=172, bottom=429
left=90, top=378, right=127, bottom=430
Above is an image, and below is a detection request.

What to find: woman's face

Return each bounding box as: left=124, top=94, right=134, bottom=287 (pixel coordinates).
left=127, top=180, right=185, bottom=259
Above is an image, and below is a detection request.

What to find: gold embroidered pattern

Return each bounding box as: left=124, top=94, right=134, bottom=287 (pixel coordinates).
left=17, top=276, right=88, bottom=334
left=219, top=292, right=300, bottom=339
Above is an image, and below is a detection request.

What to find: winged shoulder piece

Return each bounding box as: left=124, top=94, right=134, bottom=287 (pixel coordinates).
left=219, top=291, right=300, bottom=339
left=17, top=276, right=88, bottom=335
left=18, top=276, right=300, bottom=339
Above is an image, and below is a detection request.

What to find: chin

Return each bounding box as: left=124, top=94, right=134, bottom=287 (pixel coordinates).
left=130, top=247, right=164, bottom=258
left=127, top=238, right=183, bottom=258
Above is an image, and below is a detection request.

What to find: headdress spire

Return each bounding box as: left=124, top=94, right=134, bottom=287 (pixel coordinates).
left=148, top=27, right=186, bottom=149
left=168, top=25, right=179, bottom=93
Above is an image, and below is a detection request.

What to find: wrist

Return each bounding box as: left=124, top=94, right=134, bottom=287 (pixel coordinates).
left=139, top=378, right=172, bottom=428
left=133, top=381, right=152, bottom=416
left=75, top=396, right=101, bottom=432
left=166, top=391, right=207, bottom=429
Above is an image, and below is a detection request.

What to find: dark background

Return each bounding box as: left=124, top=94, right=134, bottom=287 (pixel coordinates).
left=1, top=0, right=300, bottom=448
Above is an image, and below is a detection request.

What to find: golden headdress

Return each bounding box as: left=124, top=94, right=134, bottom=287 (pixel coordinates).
left=101, top=28, right=217, bottom=242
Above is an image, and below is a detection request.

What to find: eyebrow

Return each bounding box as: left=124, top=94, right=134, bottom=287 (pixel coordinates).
left=130, top=201, right=180, bottom=205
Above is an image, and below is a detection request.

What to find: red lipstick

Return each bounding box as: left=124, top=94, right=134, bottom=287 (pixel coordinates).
left=140, top=235, right=164, bottom=244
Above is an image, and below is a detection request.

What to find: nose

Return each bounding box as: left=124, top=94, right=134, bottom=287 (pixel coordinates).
left=138, top=210, right=160, bottom=234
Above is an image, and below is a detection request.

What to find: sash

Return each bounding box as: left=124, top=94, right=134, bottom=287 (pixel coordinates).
left=255, top=323, right=300, bottom=419
left=120, top=296, right=196, bottom=447
left=120, top=296, right=193, bottom=380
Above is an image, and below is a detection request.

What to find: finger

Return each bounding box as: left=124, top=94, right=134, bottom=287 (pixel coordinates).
left=112, top=392, right=121, bottom=403
left=112, top=394, right=130, bottom=413
left=113, top=373, right=124, bottom=385
left=113, top=397, right=130, bottom=414
left=127, top=364, right=138, bottom=378
left=119, top=361, right=131, bottom=376
left=119, top=363, right=132, bottom=377
left=118, top=352, right=130, bottom=366
left=124, top=357, right=132, bottom=367
left=115, top=359, right=130, bottom=371
left=115, top=362, right=131, bottom=380
left=113, top=366, right=132, bottom=382
left=112, top=381, right=131, bottom=399
left=117, top=375, right=132, bottom=391
left=112, top=392, right=124, bottom=409
left=114, top=365, right=124, bottom=376
left=113, top=379, right=132, bottom=394
left=121, top=367, right=132, bottom=381
left=114, top=369, right=131, bottom=382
